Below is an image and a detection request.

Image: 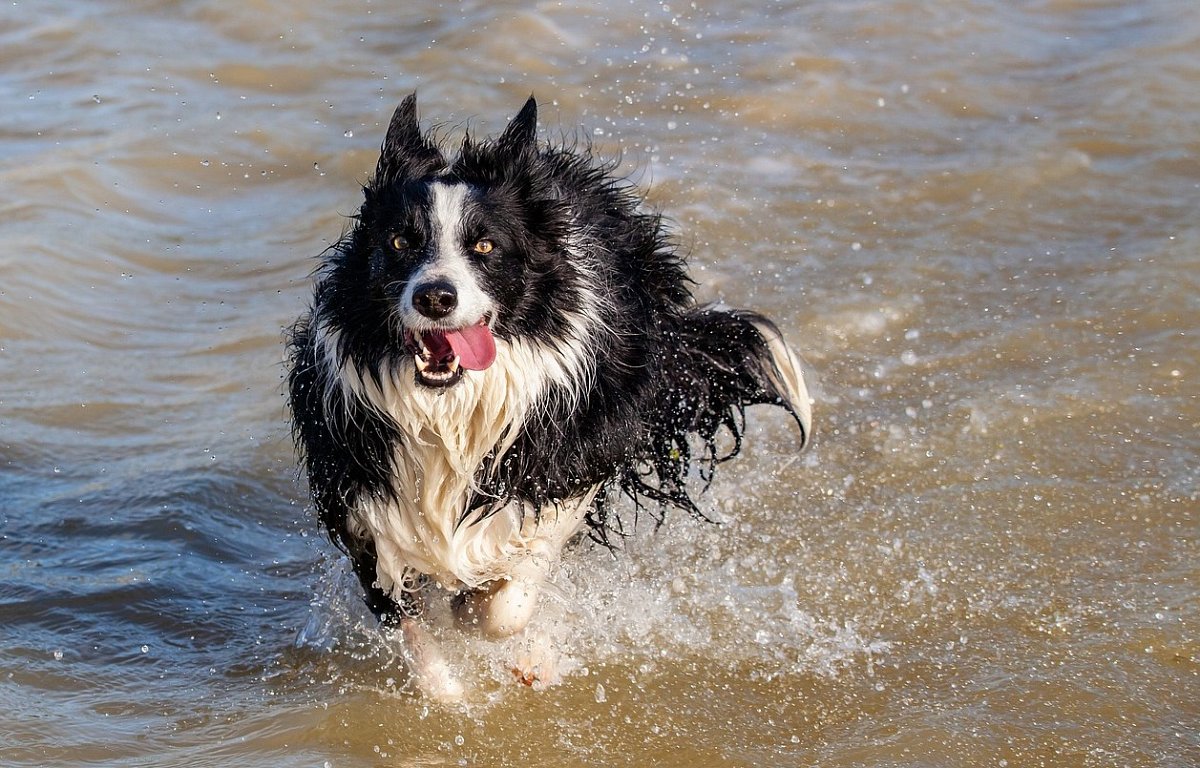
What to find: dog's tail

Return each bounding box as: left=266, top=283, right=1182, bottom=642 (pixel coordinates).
left=618, top=304, right=812, bottom=521
left=669, top=304, right=811, bottom=450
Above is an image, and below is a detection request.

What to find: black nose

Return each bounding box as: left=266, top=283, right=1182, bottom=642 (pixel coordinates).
left=412, top=280, right=458, bottom=319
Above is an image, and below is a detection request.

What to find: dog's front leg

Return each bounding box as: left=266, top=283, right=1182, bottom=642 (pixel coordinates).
left=453, top=552, right=549, bottom=638
left=453, top=489, right=596, bottom=638
left=396, top=617, right=465, bottom=703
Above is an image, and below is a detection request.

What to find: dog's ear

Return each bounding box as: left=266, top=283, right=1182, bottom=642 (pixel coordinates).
left=495, top=95, right=538, bottom=156
left=374, top=93, right=444, bottom=185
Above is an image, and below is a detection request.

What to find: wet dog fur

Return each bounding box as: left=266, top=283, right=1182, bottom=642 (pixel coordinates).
left=287, top=94, right=811, bottom=696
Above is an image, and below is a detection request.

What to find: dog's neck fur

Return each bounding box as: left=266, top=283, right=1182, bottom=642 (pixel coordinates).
left=314, top=327, right=587, bottom=593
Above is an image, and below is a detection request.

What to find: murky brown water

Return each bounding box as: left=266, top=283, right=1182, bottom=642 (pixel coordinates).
left=2, top=0, right=1197, bottom=765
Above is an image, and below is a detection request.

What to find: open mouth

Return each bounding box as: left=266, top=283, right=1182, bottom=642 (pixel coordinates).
left=406, top=318, right=497, bottom=388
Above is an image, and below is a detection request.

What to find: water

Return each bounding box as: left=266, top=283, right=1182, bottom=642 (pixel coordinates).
left=1, top=0, right=1197, bottom=765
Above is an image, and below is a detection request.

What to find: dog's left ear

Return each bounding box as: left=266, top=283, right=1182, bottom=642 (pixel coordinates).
left=496, top=95, right=538, bottom=156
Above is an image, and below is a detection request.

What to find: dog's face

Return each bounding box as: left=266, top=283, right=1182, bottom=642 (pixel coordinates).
left=343, top=96, right=579, bottom=389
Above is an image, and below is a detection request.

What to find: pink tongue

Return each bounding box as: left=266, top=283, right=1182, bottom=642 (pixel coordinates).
left=444, top=322, right=496, bottom=371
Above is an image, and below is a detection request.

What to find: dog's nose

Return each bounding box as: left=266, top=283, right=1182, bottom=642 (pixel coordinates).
left=412, top=280, right=458, bottom=319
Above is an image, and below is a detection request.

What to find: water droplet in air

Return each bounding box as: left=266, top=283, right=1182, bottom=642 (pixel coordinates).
left=594, top=683, right=607, bottom=702
left=343, top=130, right=354, bottom=138
left=140, top=645, right=149, bottom=654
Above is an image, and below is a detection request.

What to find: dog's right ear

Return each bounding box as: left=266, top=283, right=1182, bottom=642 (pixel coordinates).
left=373, top=93, right=445, bottom=186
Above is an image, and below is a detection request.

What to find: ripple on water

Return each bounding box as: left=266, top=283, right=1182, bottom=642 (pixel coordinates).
left=1, top=0, right=1197, bottom=765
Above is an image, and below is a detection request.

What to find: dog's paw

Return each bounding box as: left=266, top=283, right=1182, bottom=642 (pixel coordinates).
left=509, top=631, right=563, bottom=689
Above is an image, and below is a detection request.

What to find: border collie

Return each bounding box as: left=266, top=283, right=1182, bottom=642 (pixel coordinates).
left=287, top=94, right=811, bottom=699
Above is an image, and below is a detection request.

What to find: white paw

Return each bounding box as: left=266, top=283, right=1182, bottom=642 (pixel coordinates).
left=510, top=631, right=563, bottom=689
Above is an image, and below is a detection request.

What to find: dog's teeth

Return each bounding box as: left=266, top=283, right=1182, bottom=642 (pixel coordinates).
left=415, top=355, right=429, bottom=372
left=410, top=332, right=430, bottom=355
left=448, top=359, right=460, bottom=374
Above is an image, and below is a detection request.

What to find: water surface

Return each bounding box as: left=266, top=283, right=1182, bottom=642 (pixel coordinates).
left=1, top=0, right=1197, bottom=765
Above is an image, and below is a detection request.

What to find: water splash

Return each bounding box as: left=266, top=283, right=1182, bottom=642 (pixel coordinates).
left=295, top=499, right=893, bottom=702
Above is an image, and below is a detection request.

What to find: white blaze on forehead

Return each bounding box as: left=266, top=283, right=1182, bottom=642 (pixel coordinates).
left=431, top=181, right=469, bottom=255
left=399, top=181, right=494, bottom=329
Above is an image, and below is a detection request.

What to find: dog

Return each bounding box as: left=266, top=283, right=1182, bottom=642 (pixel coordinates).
left=287, top=94, right=811, bottom=699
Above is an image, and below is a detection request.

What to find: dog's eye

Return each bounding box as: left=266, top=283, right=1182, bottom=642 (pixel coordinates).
left=389, top=234, right=408, bottom=252
left=472, top=239, right=495, bottom=255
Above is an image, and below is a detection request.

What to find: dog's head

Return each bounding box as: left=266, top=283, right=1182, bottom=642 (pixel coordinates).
left=338, top=94, right=585, bottom=389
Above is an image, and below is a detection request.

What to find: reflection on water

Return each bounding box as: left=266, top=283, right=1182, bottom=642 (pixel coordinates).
left=1, top=0, right=1196, bottom=765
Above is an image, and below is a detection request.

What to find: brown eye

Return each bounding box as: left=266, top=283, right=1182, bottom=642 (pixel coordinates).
left=472, top=239, right=494, bottom=255
left=389, top=234, right=408, bottom=252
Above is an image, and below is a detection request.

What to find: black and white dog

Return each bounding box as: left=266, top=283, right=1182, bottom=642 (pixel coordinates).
left=287, top=94, right=811, bottom=697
